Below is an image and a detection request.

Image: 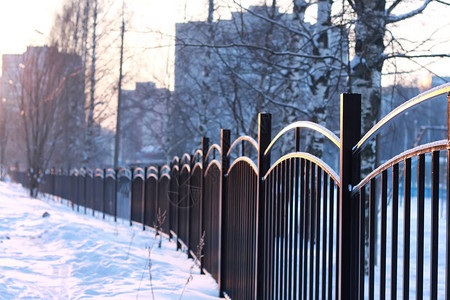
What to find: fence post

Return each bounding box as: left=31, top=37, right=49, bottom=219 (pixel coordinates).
left=143, top=167, right=147, bottom=230
left=130, top=167, right=135, bottom=226
left=114, top=168, right=118, bottom=222
left=219, top=129, right=230, bottom=297
left=256, top=113, right=271, bottom=300
left=176, top=158, right=182, bottom=250
left=156, top=165, right=161, bottom=229
left=102, top=168, right=106, bottom=219
left=51, top=168, right=55, bottom=197
left=84, top=169, right=87, bottom=214
left=200, top=137, right=209, bottom=274
left=339, top=93, right=361, bottom=300
left=446, top=91, right=450, bottom=300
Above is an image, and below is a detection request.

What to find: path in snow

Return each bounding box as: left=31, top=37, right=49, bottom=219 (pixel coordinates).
left=0, top=181, right=221, bottom=299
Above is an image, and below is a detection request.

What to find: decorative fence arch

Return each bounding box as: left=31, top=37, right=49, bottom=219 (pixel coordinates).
left=10, top=83, right=450, bottom=300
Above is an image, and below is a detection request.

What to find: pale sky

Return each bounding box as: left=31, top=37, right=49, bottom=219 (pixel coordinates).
left=0, top=0, right=62, bottom=56
left=0, top=0, right=448, bottom=87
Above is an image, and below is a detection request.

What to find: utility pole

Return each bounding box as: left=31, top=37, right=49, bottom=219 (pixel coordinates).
left=114, top=0, right=125, bottom=169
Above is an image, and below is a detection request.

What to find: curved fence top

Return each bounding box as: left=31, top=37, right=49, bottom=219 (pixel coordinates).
left=95, top=168, right=104, bottom=178
left=192, top=149, right=203, bottom=163
left=205, top=144, right=221, bottom=161
left=181, top=153, right=191, bottom=165
left=227, top=135, right=258, bottom=157
left=105, top=168, right=116, bottom=179
left=147, top=166, right=158, bottom=174
left=353, top=139, right=448, bottom=192
left=180, top=163, right=191, bottom=174
left=133, top=167, right=145, bottom=180
left=160, top=165, right=171, bottom=174
left=264, top=152, right=340, bottom=184
left=264, top=121, right=340, bottom=156
left=117, top=168, right=131, bottom=180
left=86, top=169, right=93, bottom=177
left=172, top=156, right=180, bottom=165
left=192, top=162, right=203, bottom=173
left=146, top=166, right=159, bottom=180
left=159, top=165, right=171, bottom=180
left=354, top=82, right=450, bottom=155
left=205, top=159, right=221, bottom=176
left=228, top=156, right=258, bottom=175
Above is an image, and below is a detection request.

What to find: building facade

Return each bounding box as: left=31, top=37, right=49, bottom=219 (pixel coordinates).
left=120, top=82, right=172, bottom=166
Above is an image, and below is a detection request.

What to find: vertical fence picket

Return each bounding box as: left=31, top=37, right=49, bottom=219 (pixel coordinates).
left=299, top=158, right=305, bottom=300
left=275, top=163, right=280, bottom=299
left=391, top=163, right=399, bottom=300
left=315, top=166, right=321, bottom=300
left=431, top=150, right=439, bottom=299
left=369, top=178, right=376, bottom=300
left=339, top=93, right=361, bottom=300
left=404, top=157, right=412, bottom=300
left=322, top=172, right=328, bottom=300
left=266, top=162, right=273, bottom=299
left=283, top=160, right=288, bottom=300
left=200, top=137, right=209, bottom=274
left=256, top=113, right=271, bottom=300
left=417, top=154, right=425, bottom=300
left=447, top=148, right=450, bottom=300
left=102, top=169, right=106, bottom=219
left=309, top=162, right=315, bottom=300
left=358, top=186, right=365, bottom=300
left=289, top=157, right=295, bottom=300
left=328, top=179, right=334, bottom=300
left=219, top=129, right=230, bottom=297
left=304, top=159, right=310, bottom=300
left=447, top=91, right=450, bottom=300
left=380, top=169, right=388, bottom=300
left=294, top=128, right=301, bottom=300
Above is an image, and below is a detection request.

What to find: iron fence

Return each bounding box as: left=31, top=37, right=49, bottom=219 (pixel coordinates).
left=9, top=83, right=450, bottom=300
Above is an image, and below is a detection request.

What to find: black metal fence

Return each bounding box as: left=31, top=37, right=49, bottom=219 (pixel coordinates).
left=9, top=83, right=450, bottom=300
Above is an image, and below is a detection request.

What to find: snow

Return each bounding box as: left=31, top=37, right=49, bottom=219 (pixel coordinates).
left=369, top=192, right=448, bottom=299
left=0, top=181, right=221, bottom=299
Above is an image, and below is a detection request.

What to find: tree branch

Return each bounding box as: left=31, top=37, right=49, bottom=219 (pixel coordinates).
left=386, top=0, right=432, bottom=24
left=386, top=0, right=402, bottom=16
left=435, top=0, right=450, bottom=5
left=175, top=41, right=346, bottom=65
left=231, top=0, right=311, bottom=40
left=383, top=53, right=450, bottom=60
left=346, top=0, right=356, bottom=11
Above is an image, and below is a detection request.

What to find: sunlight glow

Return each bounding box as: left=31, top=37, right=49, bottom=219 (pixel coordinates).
left=0, top=1, right=61, bottom=74
left=419, top=74, right=432, bottom=91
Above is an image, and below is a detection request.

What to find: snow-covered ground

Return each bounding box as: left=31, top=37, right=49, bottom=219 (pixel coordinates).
left=0, top=181, right=221, bottom=299
left=369, top=191, right=448, bottom=299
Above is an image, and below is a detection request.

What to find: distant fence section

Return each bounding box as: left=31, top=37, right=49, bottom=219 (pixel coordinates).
left=9, top=83, right=450, bottom=300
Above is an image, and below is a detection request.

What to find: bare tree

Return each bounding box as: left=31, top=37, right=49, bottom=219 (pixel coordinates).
left=172, top=1, right=347, bottom=159
left=347, top=0, right=450, bottom=174
left=50, top=0, right=124, bottom=167
left=3, top=47, right=83, bottom=196
left=171, top=0, right=448, bottom=167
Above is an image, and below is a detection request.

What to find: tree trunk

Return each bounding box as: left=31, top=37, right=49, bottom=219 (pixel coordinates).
left=85, top=0, right=97, bottom=166
left=288, top=0, right=337, bottom=158
left=350, top=0, right=385, bottom=176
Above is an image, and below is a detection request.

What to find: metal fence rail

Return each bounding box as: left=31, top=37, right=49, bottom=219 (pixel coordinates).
left=9, top=83, right=450, bottom=300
